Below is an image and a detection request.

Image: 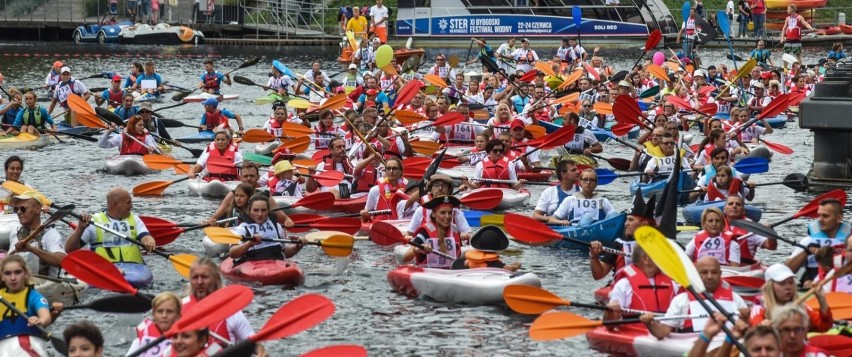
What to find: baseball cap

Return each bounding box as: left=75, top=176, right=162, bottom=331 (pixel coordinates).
left=11, top=190, right=47, bottom=206
left=521, top=38, right=530, bottom=43
left=201, top=98, right=219, bottom=107
left=618, top=80, right=632, bottom=88
left=112, top=74, right=122, bottom=82
left=760, top=72, right=772, bottom=79
left=348, top=64, right=357, bottom=70
left=510, top=118, right=525, bottom=130
left=366, top=89, right=378, bottom=96
left=765, top=264, right=795, bottom=282
left=60, top=67, right=71, bottom=74
left=752, top=82, right=765, bottom=89
left=139, top=102, right=154, bottom=112
left=53, top=61, right=63, bottom=67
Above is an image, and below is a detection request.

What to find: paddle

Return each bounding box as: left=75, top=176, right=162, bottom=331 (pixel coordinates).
left=61, top=250, right=147, bottom=295
left=393, top=110, right=428, bottom=126
left=0, top=295, right=67, bottom=354
left=639, top=85, right=660, bottom=99
left=529, top=310, right=715, bottom=341
left=214, top=293, right=337, bottom=357
left=681, top=173, right=808, bottom=194
left=632, top=29, right=662, bottom=69
left=132, top=176, right=193, bottom=196
left=504, top=212, right=620, bottom=248
left=721, top=275, right=766, bottom=290
left=62, top=293, right=153, bottom=313
left=589, top=154, right=631, bottom=171
left=459, top=188, right=504, bottom=210
left=715, top=59, right=757, bottom=101
left=369, top=221, right=455, bottom=259
left=286, top=216, right=361, bottom=235
left=633, top=226, right=749, bottom=354
left=203, top=227, right=355, bottom=257
left=809, top=334, right=852, bottom=356
left=733, top=189, right=846, bottom=244
left=595, top=157, right=769, bottom=185
left=158, top=118, right=200, bottom=129
left=172, top=57, right=260, bottom=101
left=67, top=94, right=108, bottom=129
left=504, top=285, right=656, bottom=316
left=149, top=133, right=203, bottom=157
left=513, top=124, right=576, bottom=162
left=798, top=266, right=852, bottom=307
left=141, top=154, right=194, bottom=170
left=461, top=177, right=553, bottom=186
left=299, top=345, right=368, bottom=357
left=716, top=10, right=740, bottom=82
left=127, top=285, right=254, bottom=357
left=408, top=112, right=467, bottom=132
left=16, top=205, right=74, bottom=247
left=243, top=152, right=273, bottom=166
left=757, top=137, right=793, bottom=155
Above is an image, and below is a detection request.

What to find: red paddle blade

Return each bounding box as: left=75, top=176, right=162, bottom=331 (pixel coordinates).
left=140, top=215, right=179, bottom=229
left=287, top=214, right=329, bottom=233
left=698, top=102, right=718, bottom=116
left=503, top=213, right=563, bottom=245
left=723, top=275, right=765, bottom=289
left=403, top=166, right=426, bottom=180
left=254, top=293, right=335, bottom=342
left=583, top=63, right=600, bottom=81
left=396, top=80, right=423, bottom=108
left=793, top=189, right=847, bottom=219
left=148, top=226, right=185, bottom=245
left=62, top=250, right=138, bottom=294
left=537, top=124, right=576, bottom=149
left=761, top=139, right=793, bottom=155
left=667, top=95, right=693, bottom=111
left=519, top=69, right=539, bottom=83
left=757, top=93, right=789, bottom=119
left=787, top=92, right=806, bottom=107
left=369, top=221, right=406, bottom=246
left=808, top=335, right=852, bottom=357
left=644, top=29, right=662, bottom=52
left=434, top=112, right=466, bottom=126
left=167, top=285, right=254, bottom=335
left=293, top=192, right=335, bottom=210
left=307, top=218, right=361, bottom=235
left=460, top=189, right=503, bottom=210
left=313, top=170, right=345, bottom=187
left=300, top=345, right=367, bottom=357
left=611, top=122, right=635, bottom=137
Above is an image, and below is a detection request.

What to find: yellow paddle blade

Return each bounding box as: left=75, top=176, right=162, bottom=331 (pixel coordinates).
left=634, top=226, right=690, bottom=288
left=346, top=31, right=358, bottom=49
left=242, top=128, right=276, bottom=143
left=410, top=140, right=441, bottom=156
left=448, top=54, right=459, bottom=69
left=647, top=64, right=669, bottom=82
left=593, top=102, right=613, bottom=115
left=734, top=59, right=758, bottom=82
left=318, top=234, right=355, bottom=257
left=203, top=227, right=243, bottom=244
left=525, top=125, right=546, bottom=139
left=1, top=181, right=54, bottom=207
left=424, top=74, right=448, bottom=88
left=529, top=311, right=603, bottom=341
left=288, top=98, right=313, bottom=109
left=503, top=285, right=568, bottom=315
left=535, top=61, right=558, bottom=78
left=676, top=225, right=700, bottom=232
left=481, top=214, right=505, bottom=227
left=169, top=253, right=197, bottom=279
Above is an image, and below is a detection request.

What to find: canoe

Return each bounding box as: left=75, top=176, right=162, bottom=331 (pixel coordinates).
left=464, top=210, right=493, bottom=228
left=57, top=121, right=100, bottom=136
left=586, top=324, right=723, bottom=356
left=387, top=265, right=541, bottom=305
left=765, top=0, right=826, bottom=9
left=0, top=335, right=49, bottom=356
left=682, top=200, right=762, bottom=224
left=134, top=93, right=162, bottom=103
left=518, top=170, right=553, bottom=182
left=254, top=93, right=290, bottom=105
left=722, top=263, right=765, bottom=304
left=551, top=212, right=626, bottom=249
left=0, top=133, right=50, bottom=150
left=842, top=24, right=852, bottom=35
left=328, top=192, right=368, bottom=213
left=115, top=262, right=153, bottom=288
left=629, top=172, right=696, bottom=199
left=182, top=93, right=239, bottom=103
left=33, top=274, right=88, bottom=306
left=177, top=130, right=215, bottom=144
left=0, top=212, right=22, bottom=251
left=188, top=178, right=241, bottom=198
left=104, top=155, right=155, bottom=175
left=220, top=257, right=305, bottom=286
left=459, top=188, right=530, bottom=210
left=202, top=234, right=230, bottom=257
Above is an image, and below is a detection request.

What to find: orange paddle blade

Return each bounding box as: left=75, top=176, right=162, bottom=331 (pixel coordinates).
left=647, top=64, right=669, bottom=82
left=529, top=311, right=603, bottom=341
left=173, top=164, right=192, bottom=174
left=143, top=154, right=185, bottom=170
left=503, top=285, right=570, bottom=314
left=292, top=159, right=318, bottom=175
left=559, top=69, right=584, bottom=89
left=593, top=102, right=613, bottom=115
left=67, top=94, right=96, bottom=116
left=807, top=292, right=852, bottom=311
left=319, top=94, right=347, bottom=112
left=274, top=136, right=311, bottom=154
left=525, top=124, right=546, bottom=139
left=382, top=64, right=398, bottom=76
left=133, top=180, right=177, bottom=196
left=410, top=140, right=441, bottom=155
left=282, top=122, right=315, bottom=136
left=242, top=129, right=275, bottom=143
left=558, top=102, right=579, bottom=115
left=535, top=61, right=558, bottom=78
left=393, top=110, right=427, bottom=126
left=423, top=74, right=448, bottom=88
left=552, top=92, right=580, bottom=106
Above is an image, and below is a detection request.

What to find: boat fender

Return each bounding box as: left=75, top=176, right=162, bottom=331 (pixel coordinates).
left=179, top=26, right=194, bottom=42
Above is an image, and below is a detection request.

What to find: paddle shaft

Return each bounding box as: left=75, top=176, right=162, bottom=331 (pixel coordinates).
left=17, top=206, right=73, bottom=246
left=735, top=216, right=809, bottom=250
left=466, top=177, right=552, bottom=186
left=688, top=286, right=750, bottom=355
left=66, top=213, right=171, bottom=260
left=122, top=130, right=163, bottom=155
left=406, top=239, right=455, bottom=260
left=149, top=132, right=202, bottom=157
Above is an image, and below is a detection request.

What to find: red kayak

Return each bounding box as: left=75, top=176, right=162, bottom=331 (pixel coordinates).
left=220, top=258, right=305, bottom=286
left=518, top=170, right=553, bottom=182
left=587, top=324, right=723, bottom=356
left=329, top=193, right=368, bottom=213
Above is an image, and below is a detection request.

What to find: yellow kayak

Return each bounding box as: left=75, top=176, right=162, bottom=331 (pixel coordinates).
left=0, top=133, right=51, bottom=150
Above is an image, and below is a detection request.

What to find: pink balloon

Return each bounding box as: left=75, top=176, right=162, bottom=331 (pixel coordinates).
left=652, top=51, right=665, bottom=66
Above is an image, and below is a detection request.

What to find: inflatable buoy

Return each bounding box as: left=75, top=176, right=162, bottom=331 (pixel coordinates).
left=179, top=26, right=195, bottom=42
left=826, top=26, right=841, bottom=35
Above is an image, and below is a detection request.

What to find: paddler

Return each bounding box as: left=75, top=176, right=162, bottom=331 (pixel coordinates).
left=442, top=73, right=467, bottom=105
left=165, top=329, right=215, bottom=357
left=209, top=163, right=294, bottom=228
left=0, top=156, right=25, bottom=211
left=186, top=130, right=243, bottom=182
left=642, top=133, right=690, bottom=183
left=98, top=115, right=158, bottom=155
left=786, top=197, right=850, bottom=288
left=43, top=60, right=63, bottom=92
left=560, top=112, right=603, bottom=157
left=603, top=245, right=677, bottom=323
left=65, top=188, right=156, bottom=264
left=124, top=62, right=144, bottom=90
left=454, top=133, right=488, bottom=166
left=677, top=7, right=698, bottom=61
left=197, top=98, right=244, bottom=136
left=780, top=4, right=814, bottom=68
left=361, top=157, right=406, bottom=221
left=132, top=60, right=165, bottom=97
left=685, top=207, right=742, bottom=267
left=695, top=165, right=755, bottom=202
left=10, top=91, right=56, bottom=136
left=509, top=82, right=531, bottom=114
left=401, top=195, right=463, bottom=269
left=204, top=182, right=253, bottom=227
left=138, top=102, right=174, bottom=141
left=466, top=38, right=496, bottom=71
left=341, top=64, right=364, bottom=96
left=688, top=322, right=777, bottom=357
left=262, top=61, right=295, bottom=97
left=228, top=195, right=307, bottom=263
left=511, top=38, right=538, bottom=73
left=640, top=256, right=749, bottom=338
left=95, top=74, right=126, bottom=107
left=453, top=226, right=520, bottom=271
left=395, top=180, right=421, bottom=220
left=813, top=238, right=852, bottom=293
left=312, top=109, right=346, bottom=150
left=268, top=161, right=304, bottom=198
left=0, top=255, right=53, bottom=356
left=749, top=264, right=833, bottom=332
left=126, top=292, right=182, bottom=356
left=507, top=118, right=540, bottom=171
left=197, top=58, right=231, bottom=95
left=588, top=189, right=656, bottom=280
left=750, top=39, right=775, bottom=69
left=114, top=93, right=141, bottom=122
left=495, top=37, right=517, bottom=74
left=548, top=168, right=617, bottom=226
left=723, top=195, right=774, bottom=265
left=532, top=159, right=580, bottom=222
left=770, top=305, right=831, bottom=357
left=366, top=116, right=409, bottom=160
left=7, top=190, right=65, bottom=277
left=404, top=174, right=471, bottom=241
left=63, top=321, right=105, bottom=357
left=47, top=66, right=90, bottom=127
left=427, top=53, right=457, bottom=84
left=307, top=137, right=354, bottom=199
left=460, top=139, right=526, bottom=190
left=0, top=88, right=22, bottom=130
left=523, top=85, right=556, bottom=124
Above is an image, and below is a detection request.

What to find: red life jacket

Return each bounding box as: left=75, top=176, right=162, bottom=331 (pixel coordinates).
left=414, top=222, right=462, bottom=268
left=693, top=230, right=737, bottom=265
left=181, top=295, right=231, bottom=347
left=108, top=88, right=124, bottom=104
left=381, top=136, right=404, bottom=160
left=683, top=282, right=735, bottom=330
left=725, top=217, right=756, bottom=263
left=816, top=253, right=852, bottom=293
left=355, top=165, right=377, bottom=193
left=202, top=71, right=220, bottom=91
left=133, top=318, right=171, bottom=357
left=481, top=157, right=511, bottom=188
left=204, top=110, right=230, bottom=131
left=120, top=133, right=150, bottom=155
left=205, top=142, right=239, bottom=181
left=707, top=177, right=744, bottom=201
left=266, top=118, right=283, bottom=137
left=786, top=15, right=802, bottom=42
left=374, top=177, right=407, bottom=220
left=622, top=264, right=676, bottom=313
left=686, top=17, right=696, bottom=36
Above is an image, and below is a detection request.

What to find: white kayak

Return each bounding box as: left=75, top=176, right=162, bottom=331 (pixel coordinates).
left=387, top=265, right=541, bottom=305
left=104, top=155, right=154, bottom=175
left=182, top=93, right=240, bottom=103
left=202, top=229, right=232, bottom=257
left=0, top=335, right=48, bottom=357
left=254, top=142, right=278, bottom=155
left=0, top=212, right=21, bottom=251
left=33, top=274, right=88, bottom=306
left=187, top=178, right=240, bottom=198
left=459, top=188, right=530, bottom=210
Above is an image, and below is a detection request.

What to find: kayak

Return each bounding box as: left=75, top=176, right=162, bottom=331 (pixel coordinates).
left=551, top=212, right=626, bottom=249
left=57, top=121, right=100, bottom=136
left=134, top=93, right=162, bottom=103
left=104, top=155, right=155, bottom=176
left=755, top=116, right=787, bottom=128
left=188, top=178, right=240, bottom=198
left=518, top=170, right=553, bottom=182
left=682, top=200, right=762, bottom=224
left=602, top=122, right=641, bottom=140
left=254, top=93, right=290, bottom=105
left=329, top=192, right=368, bottom=213
left=765, top=0, right=826, bottom=9
left=0, top=133, right=51, bottom=150
left=0, top=335, right=49, bottom=356
left=387, top=265, right=541, bottom=305
left=629, top=172, right=696, bottom=198
left=116, top=262, right=154, bottom=288
left=463, top=210, right=493, bottom=228
left=359, top=219, right=410, bottom=236
left=551, top=153, right=598, bottom=169
left=182, top=93, right=239, bottom=103
left=177, top=130, right=215, bottom=144
left=202, top=234, right=230, bottom=257
left=459, top=188, right=530, bottom=210
left=0, top=212, right=22, bottom=251
left=220, top=257, right=305, bottom=286
left=33, top=274, right=88, bottom=306
left=586, top=323, right=724, bottom=356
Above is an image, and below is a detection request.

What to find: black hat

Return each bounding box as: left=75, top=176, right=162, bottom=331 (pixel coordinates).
left=628, top=188, right=656, bottom=222
left=405, top=179, right=421, bottom=194
left=470, top=225, right=509, bottom=252
left=422, top=195, right=461, bottom=209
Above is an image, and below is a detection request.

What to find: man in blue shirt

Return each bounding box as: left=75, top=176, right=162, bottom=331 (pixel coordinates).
left=197, top=58, right=232, bottom=95
left=133, top=60, right=165, bottom=97
left=198, top=98, right=244, bottom=135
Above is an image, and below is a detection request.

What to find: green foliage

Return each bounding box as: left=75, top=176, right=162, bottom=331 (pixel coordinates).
left=6, top=0, right=43, bottom=16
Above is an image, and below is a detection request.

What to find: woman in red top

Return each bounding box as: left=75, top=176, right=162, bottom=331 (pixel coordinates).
left=749, top=264, right=833, bottom=332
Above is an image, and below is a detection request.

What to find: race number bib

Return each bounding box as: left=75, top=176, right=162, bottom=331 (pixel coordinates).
left=55, top=84, right=73, bottom=103
left=103, top=220, right=131, bottom=247
left=450, top=124, right=474, bottom=142
left=141, top=79, right=157, bottom=89
left=563, top=133, right=585, bottom=151
left=698, top=237, right=726, bottom=263
left=424, top=237, right=458, bottom=268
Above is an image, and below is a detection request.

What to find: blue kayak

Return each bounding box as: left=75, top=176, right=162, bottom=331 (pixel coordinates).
left=115, top=262, right=153, bottom=288
left=463, top=210, right=492, bottom=228
left=682, top=200, right=762, bottom=224
left=551, top=212, right=626, bottom=250
left=178, top=130, right=215, bottom=144
left=540, top=121, right=639, bottom=141
left=57, top=122, right=100, bottom=136
left=629, top=171, right=696, bottom=198
left=756, top=116, right=787, bottom=128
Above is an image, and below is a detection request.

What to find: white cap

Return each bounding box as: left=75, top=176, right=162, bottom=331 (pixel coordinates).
left=348, top=64, right=357, bottom=70
left=752, top=82, right=765, bottom=89
left=693, top=69, right=705, bottom=78
left=60, top=66, right=71, bottom=74
left=765, top=263, right=795, bottom=282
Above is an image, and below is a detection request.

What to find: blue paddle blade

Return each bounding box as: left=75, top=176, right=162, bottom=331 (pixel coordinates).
left=716, top=10, right=731, bottom=39
left=272, top=60, right=295, bottom=78
left=733, top=157, right=769, bottom=174
left=572, top=6, right=582, bottom=28
left=681, top=2, right=691, bottom=24
left=596, top=168, right=617, bottom=185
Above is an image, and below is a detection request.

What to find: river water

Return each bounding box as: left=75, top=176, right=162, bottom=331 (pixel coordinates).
left=0, top=42, right=835, bottom=356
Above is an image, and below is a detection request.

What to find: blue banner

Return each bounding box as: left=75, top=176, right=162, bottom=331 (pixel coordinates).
left=396, top=14, right=649, bottom=37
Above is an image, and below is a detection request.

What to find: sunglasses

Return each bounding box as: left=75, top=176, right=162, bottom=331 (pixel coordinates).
left=490, top=148, right=505, bottom=153
left=661, top=141, right=675, bottom=146
left=583, top=104, right=592, bottom=107
left=385, top=166, right=401, bottom=171
left=12, top=206, right=29, bottom=213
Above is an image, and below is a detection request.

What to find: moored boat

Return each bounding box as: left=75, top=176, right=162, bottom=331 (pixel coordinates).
left=387, top=265, right=541, bottom=305
left=188, top=179, right=241, bottom=198
left=551, top=212, right=626, bottom=249
left=119, top=23, right=204, bottom=45
left=115, top=262, right=153, bottom=288
left=220, top=257, right=305, bottom=286
left=682, top=200, right=762, bottom=224
left=104, top=155, right=155, bottom=176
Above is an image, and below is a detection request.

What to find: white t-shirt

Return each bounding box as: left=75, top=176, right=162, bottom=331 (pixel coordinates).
left=369, top=5, right=389, bottom=27
left=726, top=0, right=735, bottom=15
left=552, top=193, right=616, bottom=222
left=661, top=291, right=747, bottom=330
left=406, top=206, right=471, bottom=234
left=534, top=185, right=581, bottom=216
left=9, top=227, right=64, bottom=277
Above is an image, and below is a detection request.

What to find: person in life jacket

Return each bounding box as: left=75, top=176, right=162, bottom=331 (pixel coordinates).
left=165, top=328, right=219, bottom=357
left=63, top=321, right=106, bottom=357
left=137, top=102, right=174, bottom=140
left=65, top=188, right=156, bottom=264
left=461, top=138, right=527, bottom=191
left=507, top=118, right=540, bottom=171
left=453, top=225, right=520, bottom=271
left=813, top=241, right=852, bottom=293
left=589, top=188, right=657, bottom=281
left=123, top=61, right=144, bottom=90
left=467, top=37, right=496, bottom=70
left=0, top=255, right=53, bottom=356
left=132, top=60, right=165, bottom=96
left=96, top=74, right=126, bottom=107
left=603, top=245, right=677, bottom=326
left=685, top=207, right=742, bottom=267
left=204, top=182, right=254, bottom=229
left=0, top=88, right=22, bottom=131
left=723, top=195, right=775, bottom=265
left=98, top=114, right=158, bottom=156
left=561, top=112, right=603, bottom=157
left=361, top=157, right=407, bottom=221
left=307, top=137, right=354, bottom=199
left=401, top=195, right=463, bottom=269
left=366, top=118, right=409, bottom=160
left=312, top=109, right=347, bottom=150
left=780, top=4, right=814, bottom=69
left=642, top=132, right=690, bottom=183
left=699, top=165, right=756, bottom=202
left=676, top=8, right=698, bottom=61
left=641, top=256, right=749, bottom=337
left=228, top=195, right=307, bottom=264
left=47, top=66, right=91, bottom=127
left=126, top=292, right=181, bottom=357
left=10, top=91, right=56, bottom=135
left=262, top=60, right=295, bottom=97
left=749, top=264, right=833, bottom=334
left=114, top=93, right=141, bottom=122
left=269, top=160, right=304, bottom=198
left=771, top=305, right=832, bottom=357
left=749, top=39, right=776, bottom=69
left=208, top=163, right=295, bottom=229
left=787, top=198, right=851, bottom=289
left=404, top=174, right=472, bottom=241
left=442, top=73, right=469, bottom=105
left=198, top=98, right=244, bottom=136
left=43, top=60, right=63, bottom=91
left=187, top=130, right=243, bottom=182
left=549, top=168, right=617, bottom=226
left=511, top=38, right=538, bottom=73
left=428, top=53, right=457, bottom=84
left=197, top=58, right=232, bottom=95
left=7, top=190, right=66, bottom=278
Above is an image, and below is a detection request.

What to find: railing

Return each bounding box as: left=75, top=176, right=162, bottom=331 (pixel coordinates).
left=0, top=0, right=83, bottom=22
left=242, top=0, right=327, bottom=39
left=696, top=7, right=852, bottom=39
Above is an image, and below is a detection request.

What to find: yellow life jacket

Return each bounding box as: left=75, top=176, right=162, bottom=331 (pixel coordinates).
left=92, top=212, right=143, bottom=264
